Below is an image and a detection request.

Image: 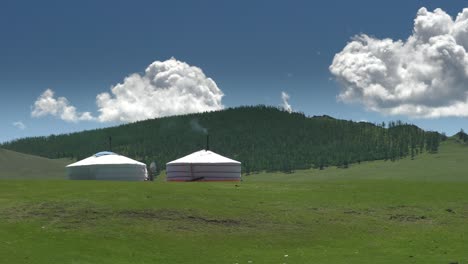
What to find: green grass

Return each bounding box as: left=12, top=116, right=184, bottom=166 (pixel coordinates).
left=1, top=139, right=468, bottom=263
left=248, top=137, right=468, bottom=182
left=0, top=148, right=71, bottom=179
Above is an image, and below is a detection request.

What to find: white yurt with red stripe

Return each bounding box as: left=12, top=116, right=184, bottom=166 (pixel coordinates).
left=166, top=150, right=241, bottom=182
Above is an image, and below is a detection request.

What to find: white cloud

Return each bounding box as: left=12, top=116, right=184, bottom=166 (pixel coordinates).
left=13, top=121, right=26, bottom=130
left=31, top=58, right=224, bottom=123
left=96, top=58, right=224, bottom=122
left=281, top=91, right=292, bottom=113
left=330, top=7, right=468, bottom=118
left=31, top=89, right=94, bottom=122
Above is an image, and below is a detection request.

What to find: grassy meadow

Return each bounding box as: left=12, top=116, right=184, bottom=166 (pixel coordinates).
left=0, top=148, right=70, bottom=179
left=1, top=139, right=468, bottom=263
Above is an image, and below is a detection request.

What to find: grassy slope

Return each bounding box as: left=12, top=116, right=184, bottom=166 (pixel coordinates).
left=0, top=148, right=71, bottom=179
left=0, top=139, right=467, bottom=263
left=248, top=137, right=468, bottom=182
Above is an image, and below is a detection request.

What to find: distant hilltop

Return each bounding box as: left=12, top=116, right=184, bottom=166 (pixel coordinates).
left=1, top=105, right=443, bottom=173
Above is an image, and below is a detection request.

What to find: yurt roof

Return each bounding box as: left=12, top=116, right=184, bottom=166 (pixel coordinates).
left=66, top=152, right=146, bottom=167
left=167, top=150, right=241, bottom=165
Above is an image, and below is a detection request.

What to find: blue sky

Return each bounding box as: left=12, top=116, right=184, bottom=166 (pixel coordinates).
left=1, top=0, right=468, bottom=143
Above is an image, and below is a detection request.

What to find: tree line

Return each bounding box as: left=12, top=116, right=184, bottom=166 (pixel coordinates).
left=457, top=129, right=468, bottom=143
left=1, top=106, right=443, bottom=173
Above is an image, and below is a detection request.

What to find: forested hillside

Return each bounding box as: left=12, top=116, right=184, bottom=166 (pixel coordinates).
left=1, top=106, right=443, bottom=173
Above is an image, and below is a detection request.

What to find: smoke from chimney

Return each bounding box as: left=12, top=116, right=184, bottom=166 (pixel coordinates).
left=281, top=91, right=292, bottom=113
left=190, top=119, right=208, bottom=134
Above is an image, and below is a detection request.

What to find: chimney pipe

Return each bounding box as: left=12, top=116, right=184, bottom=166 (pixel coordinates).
left=206, top=135, right=209, bottom=151
left=109, top=136, right=112, bottom=151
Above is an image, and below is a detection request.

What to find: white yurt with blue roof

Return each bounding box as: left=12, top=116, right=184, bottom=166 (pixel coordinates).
left=66, top=151, right=148, bottom=181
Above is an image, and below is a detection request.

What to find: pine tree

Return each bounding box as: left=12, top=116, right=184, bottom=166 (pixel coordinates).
left=1, top=106, right=441, bottom=174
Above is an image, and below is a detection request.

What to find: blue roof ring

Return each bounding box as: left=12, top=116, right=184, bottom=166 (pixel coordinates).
left=94, top=151, right=116, bottom=157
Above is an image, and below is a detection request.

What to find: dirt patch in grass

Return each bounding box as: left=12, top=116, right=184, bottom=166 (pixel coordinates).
left=185, top=215, right=240, bottom=226
left=445, top=208, right=456, bottom=214
left=0, top=202, right=242, bottom=229
left=337, top=206, right=436, bottom=224
left=0, top=201, right=105, bottom=229
left=389, top=214, right=428, bottom=222
left=119, top=209, right=241, bottom=226
left=343, top=210, right=361, bottom=215
left=343, top=208, right=375, bottom=215
left=2, top=201, right=93, bottom=219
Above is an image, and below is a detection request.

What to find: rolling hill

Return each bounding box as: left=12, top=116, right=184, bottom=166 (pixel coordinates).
left=0, top=148, right=70, bottom=179
left=0, top=106, right=443, bottom=173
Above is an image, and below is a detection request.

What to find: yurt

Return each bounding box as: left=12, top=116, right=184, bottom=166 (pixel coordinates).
left=166, top=150, right=241, bottom=182
left=66, top=151, right=148, bottom=181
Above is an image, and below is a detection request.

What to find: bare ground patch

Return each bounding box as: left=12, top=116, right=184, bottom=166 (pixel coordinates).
left=388, top=214, right=428, bottom=222
left=0, top=202, right=242, bottom=229
left=119, top=209, right=241, bottom=226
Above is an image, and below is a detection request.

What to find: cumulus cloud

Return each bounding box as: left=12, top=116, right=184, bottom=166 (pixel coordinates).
left=330, top=7, right=468, bottom=118
left=281, top=91, right=292, bottom=113
left=96, top=58, right=224, bottom=122
left=31, top=89, right=94, bottom=122
left=31, top=58, right=224, bottom=123
left=13, top=121, right=26, bottom=130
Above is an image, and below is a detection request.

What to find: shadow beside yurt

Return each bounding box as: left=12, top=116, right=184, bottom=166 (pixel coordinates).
left=66, top=151, right=148, bottom=181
